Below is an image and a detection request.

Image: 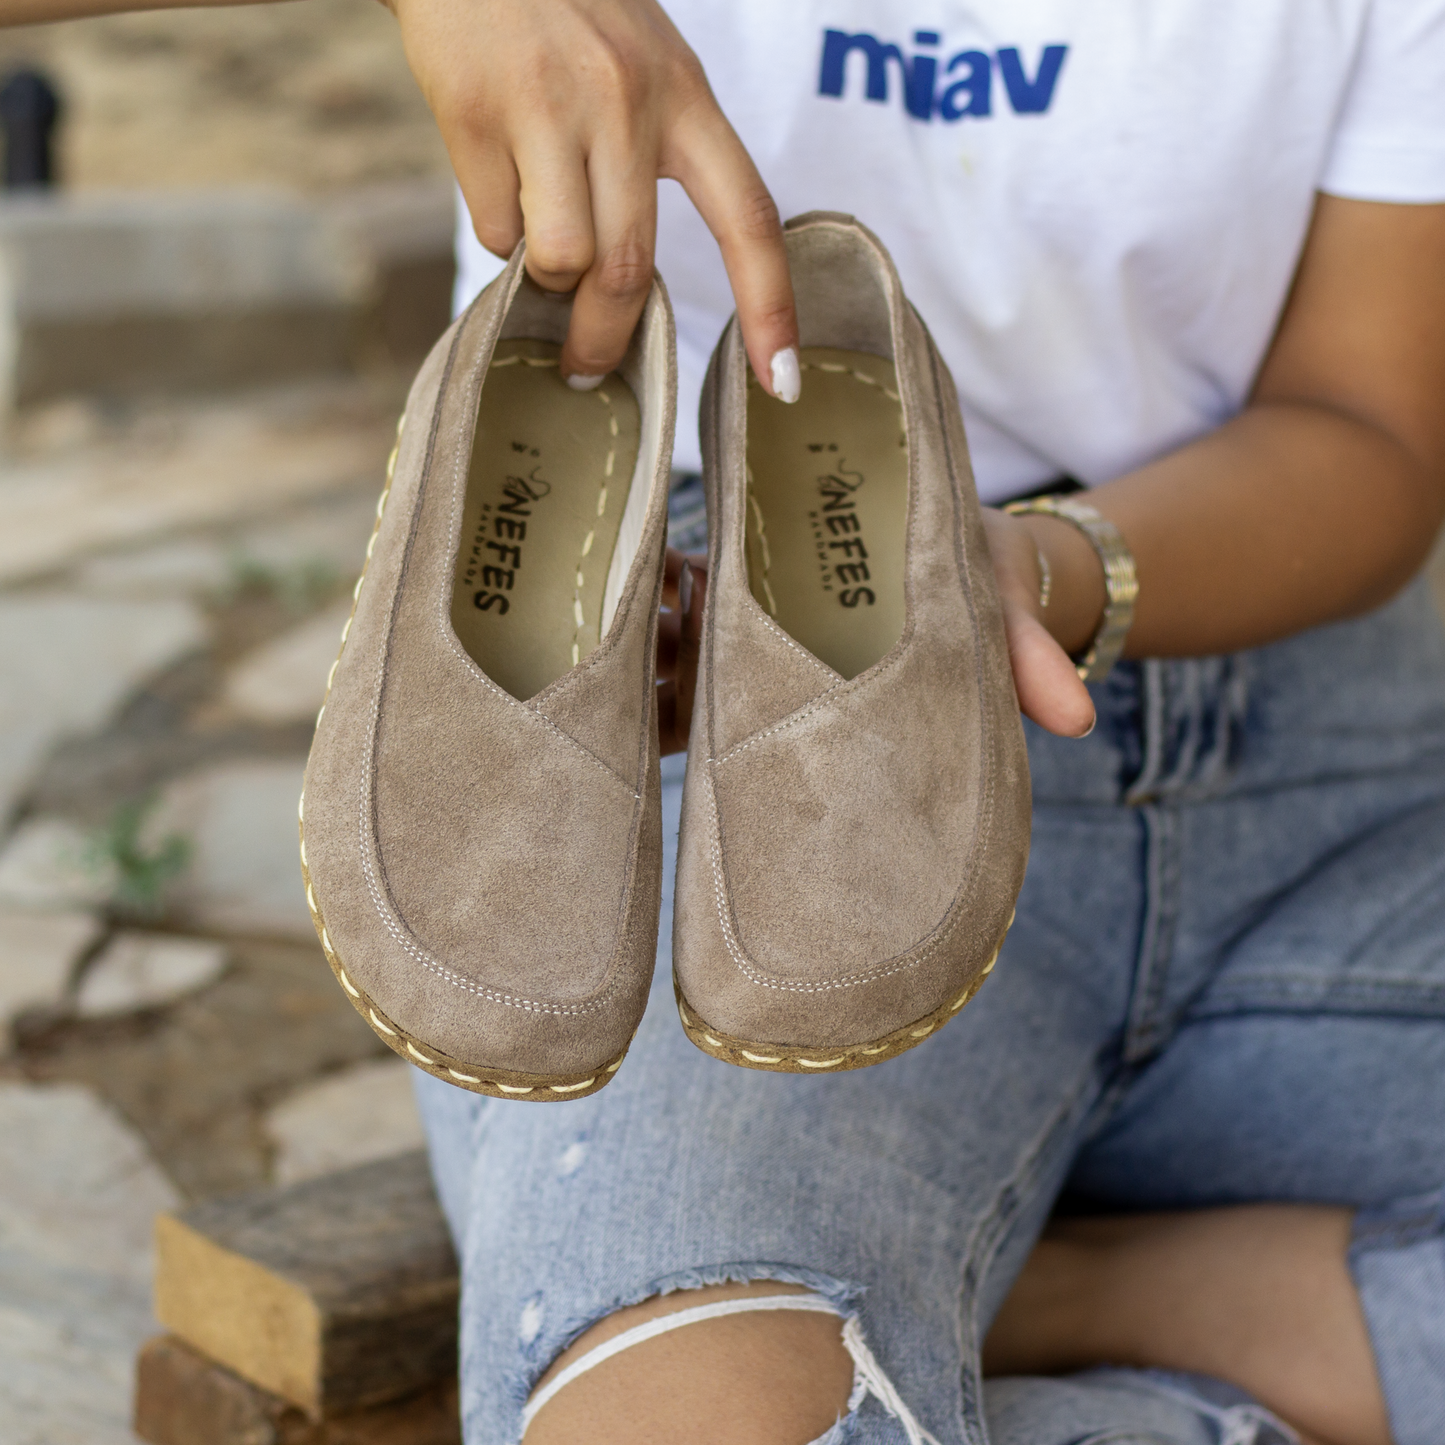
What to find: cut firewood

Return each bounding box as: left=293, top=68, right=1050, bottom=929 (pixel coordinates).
left=153, top=1150, right=458, bottom=1418
left=134, top=1335, right=462, bottom=1445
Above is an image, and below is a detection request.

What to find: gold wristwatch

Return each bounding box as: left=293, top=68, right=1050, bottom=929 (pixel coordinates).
left=1002, top=495, right=1138, bottom=683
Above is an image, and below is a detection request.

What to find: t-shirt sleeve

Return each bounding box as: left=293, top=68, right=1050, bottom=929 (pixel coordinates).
left=1319, top=0, right=1445, bottom=201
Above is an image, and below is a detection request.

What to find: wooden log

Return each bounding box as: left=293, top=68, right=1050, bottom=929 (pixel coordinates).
left=153, top=1151, right=459, bottom=1418
left=134, top=1335, right=462, bottom=1445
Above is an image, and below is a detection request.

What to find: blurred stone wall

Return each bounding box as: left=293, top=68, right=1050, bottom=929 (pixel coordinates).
left=0, top=1, right=449, bottom=193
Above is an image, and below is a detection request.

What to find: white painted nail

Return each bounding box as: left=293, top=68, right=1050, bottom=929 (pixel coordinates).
left=566, top=373, right=605, bottom=392
left=769, top=347, right=801, bottom=404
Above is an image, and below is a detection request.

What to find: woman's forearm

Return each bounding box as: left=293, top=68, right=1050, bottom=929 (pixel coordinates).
left=1019, top=195, right=1445, bottom=664
left=1081, top=398, right=1442, bottom=658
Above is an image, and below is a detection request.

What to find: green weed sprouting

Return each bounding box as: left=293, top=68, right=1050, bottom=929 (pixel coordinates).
left=217, top=550, right=341, bottom=614
left=83, top=794, right=192, bottom=919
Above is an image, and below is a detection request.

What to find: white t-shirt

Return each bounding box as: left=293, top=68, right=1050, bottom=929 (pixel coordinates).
left=455, top=0, right=1445, bottom=500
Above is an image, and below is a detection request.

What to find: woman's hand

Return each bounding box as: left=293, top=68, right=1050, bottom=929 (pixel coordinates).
left=980, top=507, right=1102, bottom=739
left=385, top=0, right=800, bottom=398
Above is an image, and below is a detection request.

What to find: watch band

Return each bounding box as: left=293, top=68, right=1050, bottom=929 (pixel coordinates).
left=1001, top=495, right=1138, bottom=682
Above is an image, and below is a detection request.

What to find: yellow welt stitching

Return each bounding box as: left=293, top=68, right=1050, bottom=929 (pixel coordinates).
left=910, top=1023, right=935, bottom=1039
left=860, top=1044, right=890, bottom=1054
left=797, top=1056, right=846, bottom=1069
left=703, top=1034, right=724, bottom=1048
left=549, top=1079, right=596, bottom=1093
left=740, top=1050, right=782, bottom=1064
left=570, top=390, right=618, bottom=665
left=405, top=1041, right=434, bottom=1064
left=745, top=472, right=778, bottom=616
left=448, top=1068, right=481, bottom=1083
left=368, top=1009, right=396, bottom=1037
left=496, top=1082, right=533, bottom=1094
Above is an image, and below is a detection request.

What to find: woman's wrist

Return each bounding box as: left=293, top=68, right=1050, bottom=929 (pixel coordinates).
left=1022, top=514, right=1109, bottom=657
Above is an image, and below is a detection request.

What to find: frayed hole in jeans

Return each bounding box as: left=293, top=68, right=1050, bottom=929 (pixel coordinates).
left=521, top=1291, right=940, bottom=1445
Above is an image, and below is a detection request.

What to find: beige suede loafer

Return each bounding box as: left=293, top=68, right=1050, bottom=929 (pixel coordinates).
left=300, top=245, right=675, bottom=1100
left=674, top=212, right=1030, bottom=1073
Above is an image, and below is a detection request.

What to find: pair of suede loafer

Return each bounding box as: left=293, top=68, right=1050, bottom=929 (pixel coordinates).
left=299, top=213, right=1030, bottom=1102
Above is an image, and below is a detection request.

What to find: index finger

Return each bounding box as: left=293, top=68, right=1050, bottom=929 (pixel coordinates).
left=666, top=101, right=800, bottom=402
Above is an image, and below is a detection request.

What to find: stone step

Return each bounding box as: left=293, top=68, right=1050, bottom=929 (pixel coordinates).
left=153, top=1150, right=458, bottom=1419
left=0, top=177, right=455, bottom=415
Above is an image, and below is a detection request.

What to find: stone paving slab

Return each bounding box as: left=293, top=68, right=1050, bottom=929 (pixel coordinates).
left=0, top=594, right=207, bottom=822
left=0, top=1079, right=179, bottom=1445
left=71, top=488, right=379, bottom=607
left=0, top=815, right=113, bottom=909
left=76, top=932, right=229, bottom=1019
left=73, top=536, right=233, bottom=601
left=154, top=759, right=312, bottom=940
left=0, top=905, right=101, bottom=1029
left=266, top=1057, right=427, bottom=1187
left=0, top=391, right=395, bottom=588
left=223, top=598, right=351, bottom=725
left=17, top=937, right=388, bottom=1200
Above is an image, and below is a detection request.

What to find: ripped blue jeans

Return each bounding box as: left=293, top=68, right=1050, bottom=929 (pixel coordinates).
left=415, top=575, right=1445, bottom=1444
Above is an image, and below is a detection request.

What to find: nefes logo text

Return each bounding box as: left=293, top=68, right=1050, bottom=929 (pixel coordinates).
left=819, top=30, right=1068, bottom=121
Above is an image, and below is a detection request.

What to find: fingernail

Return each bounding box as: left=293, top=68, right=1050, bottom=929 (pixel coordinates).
left=1075, top=711, right=1097, bottom=739
left=566, top=373, right=605, bottom=392
left=769, top=347, right=801, bottom=404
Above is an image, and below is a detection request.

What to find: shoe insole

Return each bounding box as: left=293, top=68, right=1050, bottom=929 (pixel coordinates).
left=744, top=346, right=908, bottom=680
left=451, top=339, right=641, bottom=701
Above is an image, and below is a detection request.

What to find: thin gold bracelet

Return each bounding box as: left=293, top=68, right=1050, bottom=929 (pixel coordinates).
left=1033, top=543, right=1052, bottom=612
left=1003, top=496, right=1138, bottom=682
